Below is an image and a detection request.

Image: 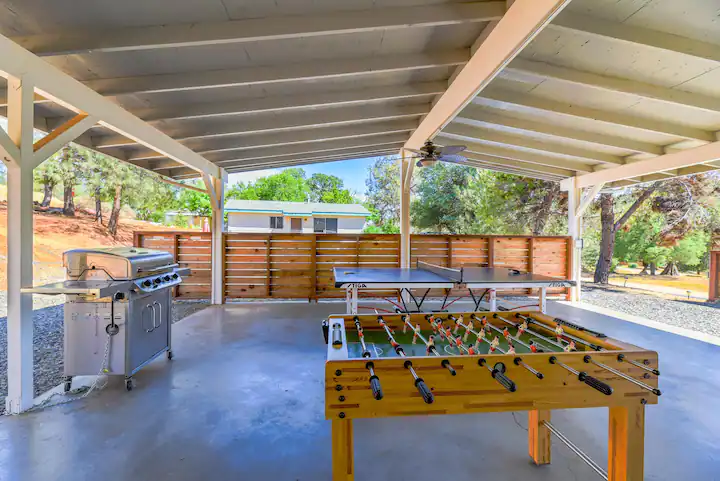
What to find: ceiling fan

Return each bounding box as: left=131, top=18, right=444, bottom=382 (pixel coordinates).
left=405, top=140, right=467, bottom=168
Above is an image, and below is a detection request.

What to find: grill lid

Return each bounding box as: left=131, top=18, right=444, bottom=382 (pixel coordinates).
left=64, top=247, right=176, bottom=280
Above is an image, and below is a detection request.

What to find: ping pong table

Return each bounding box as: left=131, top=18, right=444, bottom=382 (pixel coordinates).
left=334, top=261, right=574, bottom=314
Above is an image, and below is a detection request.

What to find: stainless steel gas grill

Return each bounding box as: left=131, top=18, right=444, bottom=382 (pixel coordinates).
left=24, top=247, right=190, bottom=391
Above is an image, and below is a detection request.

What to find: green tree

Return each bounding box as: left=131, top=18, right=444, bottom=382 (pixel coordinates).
left=34, top=155, right=63, bottom=208
left=411, top=162, right=476, bottom=233
left=84, top=151, right=114, bottom=223
left=307, top=173, right=354, bottom=203
left=57, top=145, right=87, bottom=216
left=178, top=182, right=212, bottom=217
left=365, top=158, right=400, bottom=232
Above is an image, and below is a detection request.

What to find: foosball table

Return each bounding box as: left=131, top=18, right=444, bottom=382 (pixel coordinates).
left=323, top=311, right=661, bottom=481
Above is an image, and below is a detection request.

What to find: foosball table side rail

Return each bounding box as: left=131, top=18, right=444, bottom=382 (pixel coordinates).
left=325, top=348, right=658, bottom=420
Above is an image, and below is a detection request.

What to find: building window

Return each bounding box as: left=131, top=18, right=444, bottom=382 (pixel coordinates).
left=270, top=216, right=283, bottom=229
left=314, top=217, right=338, bottom=233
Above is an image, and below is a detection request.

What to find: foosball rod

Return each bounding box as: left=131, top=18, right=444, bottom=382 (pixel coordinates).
left=432, top=315, right=518, bottom=392
left=452, top=314, right=544, bottom=379
left=584, top=355, right=661, bottom=396
left=548, top=356, right=613, bottom=396
left=491, top=313, right=567, bottom=351
left=402, top=316, right=456, bottom=376
left=377, top=316, right=434, bottom=404
left=353, top=316, right=384, bottom=400
left=515, top=313, right=660, bottom=376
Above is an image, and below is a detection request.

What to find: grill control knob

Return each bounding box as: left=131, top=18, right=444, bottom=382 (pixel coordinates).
left=142, top=280, right=152, bottom=287
left=163, top=275, right=171, bottom=281
left=172, top=273, right=179, bottom=279
left=153, top=278, right=162, bottom=285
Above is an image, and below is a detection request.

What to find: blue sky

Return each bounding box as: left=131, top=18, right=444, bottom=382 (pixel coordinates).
left=227, top=155, right=397, bottom=199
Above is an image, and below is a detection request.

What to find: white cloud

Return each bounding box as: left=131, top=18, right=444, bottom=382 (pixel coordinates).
left=227, top=168, right=281, bottom=186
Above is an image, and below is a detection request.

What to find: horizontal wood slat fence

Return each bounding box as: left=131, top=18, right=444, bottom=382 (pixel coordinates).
left=134, top=232, right=572, bottom=301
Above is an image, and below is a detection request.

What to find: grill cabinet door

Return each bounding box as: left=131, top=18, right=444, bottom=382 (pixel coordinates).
left=127, top=290, right=170, bottom=375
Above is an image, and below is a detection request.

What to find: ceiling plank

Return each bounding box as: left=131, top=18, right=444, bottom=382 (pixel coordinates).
left=125, top=121, right=417, bottom=160
left=456, top=105, right=665, bottom=155
left=135, top=82, right=446, bottom=122
left=0, top=33, right=221, bottom=178
left=572, top=141, right=720, bottom=188
left=220, top=148, right=398, bottom=171
left=404, top=0, right=572, bottom=151
left=505, top=58, right=720, bottom=113
left=84, top=51, right=469, bottom=96
left=463, top=154, right=572, bottom=177
left=95, top=103, right=429, bottom=148
left=436, top=134, right=594, bottom=172
left=15, top=3, right=505, bottom=56
left=202, top=134, right=410, bottom=164
left=214, top=144, right=404, bottom=168
left=551, top=11, right=720, bottom=64
left=443, top=121, right=624, bottom=164
left=463, top=158, right=566, bottom=181
left=481, top=88, right=716, bottom=142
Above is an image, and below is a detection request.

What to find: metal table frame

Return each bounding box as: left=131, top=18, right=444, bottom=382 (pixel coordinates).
left=335, top=265, right=574, bottom=314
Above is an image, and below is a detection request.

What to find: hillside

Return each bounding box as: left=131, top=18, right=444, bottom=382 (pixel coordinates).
left=0, top=204, right=176, bottom=289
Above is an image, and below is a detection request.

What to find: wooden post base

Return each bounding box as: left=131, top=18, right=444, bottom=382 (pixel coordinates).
left=332, top=418, right=354, bottom=481
left=528, top=409, right=552, bottom=465
left=608, top=405, right=645, bottom=481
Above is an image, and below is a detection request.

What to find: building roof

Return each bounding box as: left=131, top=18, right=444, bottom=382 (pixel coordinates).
left=225, top=200, right=371, bottom=217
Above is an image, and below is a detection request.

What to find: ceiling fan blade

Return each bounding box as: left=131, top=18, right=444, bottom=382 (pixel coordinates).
left=438, top=154, right=467, bottom=164
left=438, top=145, right=466, bottom=155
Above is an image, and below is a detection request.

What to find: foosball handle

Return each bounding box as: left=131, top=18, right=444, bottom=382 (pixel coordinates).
left=491, top=365, right=517, bottom=393
left=331, top=323, right=343, bottom=347
left=369, top=375, right=383, bottom=401
left=578, top=372, right=613, bottom=396
left=321, top=320, right=329, bottom=344
left=415, top=378, right=434, bottom=404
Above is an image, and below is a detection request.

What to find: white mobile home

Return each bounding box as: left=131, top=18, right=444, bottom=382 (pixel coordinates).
left=225, top=200, right=370, bottom=233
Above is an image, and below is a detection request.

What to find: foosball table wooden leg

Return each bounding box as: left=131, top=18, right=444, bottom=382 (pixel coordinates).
left=608, top=405, right=645, bottom=481
left=332, top=418, right=354, bottom=481
left=528, top=409, right=552, bottom=465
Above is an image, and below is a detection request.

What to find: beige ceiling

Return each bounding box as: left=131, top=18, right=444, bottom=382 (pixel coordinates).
left=1, top=0, right=718, bottom=186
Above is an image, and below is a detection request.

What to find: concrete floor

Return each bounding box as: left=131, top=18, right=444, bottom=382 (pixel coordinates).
left=0, top=300, right=718, bottom=481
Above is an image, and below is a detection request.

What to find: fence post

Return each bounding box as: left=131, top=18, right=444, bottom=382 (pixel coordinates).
left=310, top=234, right=317, bottom=302
left=133, top=232, right=141, bottom=247
left=266, top=235, right=271, bottom=298
left=487, top=237, right=495, bottom=268
left=565, top=237, right=573, bottom=301
left=173, top=234, right=180, bottom=297
left=448, top=236, right=453, bottom=268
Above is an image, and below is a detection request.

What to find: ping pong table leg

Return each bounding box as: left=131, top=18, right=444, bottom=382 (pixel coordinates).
left=345, top=288, right=353, bottom=314
left=539, top=288, right=547, bottom=313
left=488, top=289, right=497, bottom=311
left=351, top=286, right=359, bottom=315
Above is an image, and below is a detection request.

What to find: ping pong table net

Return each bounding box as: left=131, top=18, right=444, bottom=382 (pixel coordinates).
left=416, top=261, right=465, bottom=282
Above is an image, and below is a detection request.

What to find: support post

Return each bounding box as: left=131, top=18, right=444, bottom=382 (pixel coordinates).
left=400, top=151, right=411, bottom=268
left=5, top=76, right=36, bottom=414
left=331, top=418, right=354, bottom=481
left=528, top=409, right=551, bottom=465
left=563, top=177, right=583, bottom=302
left=608, top=405, right=645, bottom=481
left=209, top=176, right=225, bottom=305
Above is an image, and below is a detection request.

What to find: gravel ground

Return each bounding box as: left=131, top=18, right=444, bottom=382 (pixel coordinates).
left=580, top=284, right=720, bottom=337
left=0, top=294, right=208, bottom=402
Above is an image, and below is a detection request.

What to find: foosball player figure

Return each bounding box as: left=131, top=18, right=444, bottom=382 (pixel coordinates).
left=555, top=325, right=564, bottom=342
left=463, top=318, right=473, bottom=343
left=489, top=336, right=499, bottom=353
left=563, top=340, right=577, bottom=352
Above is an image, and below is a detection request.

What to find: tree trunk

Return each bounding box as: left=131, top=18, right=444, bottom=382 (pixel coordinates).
left=594, top=193, right=615, bottom=284
left=41, top=181, right=55, bottom=208
left=649, top=262, right=657, bottom=276
left=532, top=189, right=556, bottom=235
left=640, top=263, right=649, bottom=275
left=63, top=183, right=75, bottom=216
left=660, top=261, right=680, bottom=276
left=94, top=187, right=103, bottom=224
left=107, top=185, right=122, bottom=236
